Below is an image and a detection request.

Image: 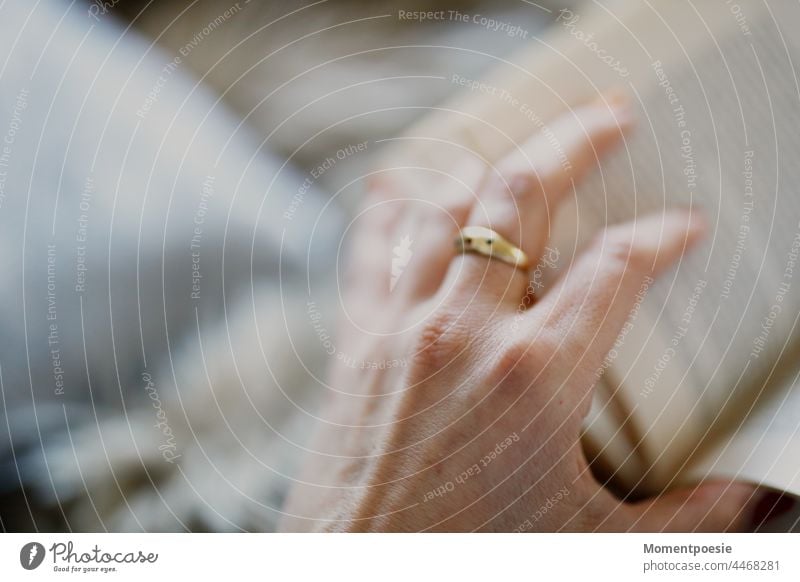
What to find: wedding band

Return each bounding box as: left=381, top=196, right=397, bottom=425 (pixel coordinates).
left=455, top=226, right=530, bottom=270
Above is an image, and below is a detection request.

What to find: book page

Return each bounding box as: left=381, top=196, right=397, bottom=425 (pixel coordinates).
left=682, top=339, right=800, bottom=495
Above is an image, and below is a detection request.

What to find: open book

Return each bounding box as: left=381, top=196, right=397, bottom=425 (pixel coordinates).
left=385, top=0, right=800, bottom=498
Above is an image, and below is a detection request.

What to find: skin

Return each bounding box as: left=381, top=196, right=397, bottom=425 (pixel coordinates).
left=280, top=92, right=761, bottom=532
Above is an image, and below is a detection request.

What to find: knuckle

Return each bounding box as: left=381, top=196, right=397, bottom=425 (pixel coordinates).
left=416, top=194, right=472, bottom=236
left=535, top=311, right=578, bottom=357
left=488, top=169, right=545, bottom=204
left=505, top=170, right=544, bottom=201
left=409, top=307, right=466, bottom=374
left=439, top=193, right=474, bottom=223
left=491, top=334, right=556, bottom=384
left=494, top=340, right=530, bottom=377
left=593, top=228, right=650, bottom=276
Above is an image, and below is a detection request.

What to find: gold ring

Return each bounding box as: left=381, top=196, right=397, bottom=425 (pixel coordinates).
left=455, top=226, right=529, bottom=270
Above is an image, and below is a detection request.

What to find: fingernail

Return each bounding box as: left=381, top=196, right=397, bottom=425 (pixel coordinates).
left=599, top=88, right=634, bottom=126
left=666, top=206, right=708, bottom=240
left=687, top=206, right=708, bottom=236
left=748, top=490, right=796, bottom=531
left=603, top=88, right=629, bottom=108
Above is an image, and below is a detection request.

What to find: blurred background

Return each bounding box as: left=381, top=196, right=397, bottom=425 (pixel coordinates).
left=0, top=0, right=560, bottom=531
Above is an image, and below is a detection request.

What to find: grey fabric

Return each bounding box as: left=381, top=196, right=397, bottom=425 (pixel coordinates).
left=0, top=0, right=341, bottom=530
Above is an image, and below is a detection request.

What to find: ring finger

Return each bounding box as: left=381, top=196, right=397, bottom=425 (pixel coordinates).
left=446, top=90, right=635, bottom=308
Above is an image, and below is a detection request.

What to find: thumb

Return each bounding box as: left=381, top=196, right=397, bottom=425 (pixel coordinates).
left=628, top=481, right=760, bottom=532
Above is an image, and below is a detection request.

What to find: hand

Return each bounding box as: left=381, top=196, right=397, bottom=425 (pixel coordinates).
left=279, top=92, right=760, bottom=531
